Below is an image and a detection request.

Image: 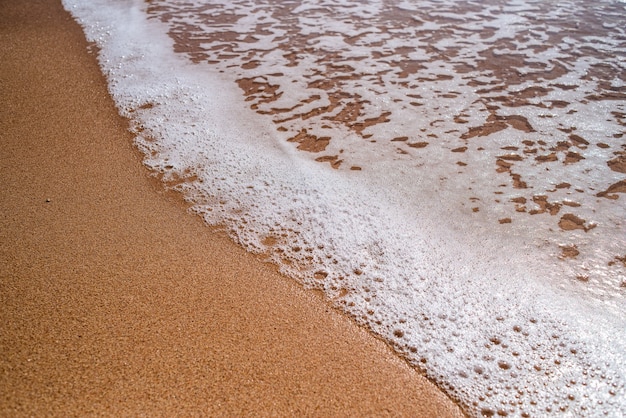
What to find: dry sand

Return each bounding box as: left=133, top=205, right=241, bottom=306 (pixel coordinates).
left=0, top=0, right=465, bottom=416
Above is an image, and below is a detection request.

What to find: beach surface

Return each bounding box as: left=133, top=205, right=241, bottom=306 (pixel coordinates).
left=0, top=0, right=464, bottom=416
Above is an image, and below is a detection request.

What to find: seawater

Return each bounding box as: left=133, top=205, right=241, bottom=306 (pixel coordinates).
left=63, top=0, right=625, bottom=416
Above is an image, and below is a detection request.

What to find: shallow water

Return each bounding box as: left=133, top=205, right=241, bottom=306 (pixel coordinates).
left=64, top=0, right=625, bottom=416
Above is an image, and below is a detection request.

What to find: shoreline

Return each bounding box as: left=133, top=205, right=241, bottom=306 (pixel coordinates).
left=0, top=0, right=464, bottom=416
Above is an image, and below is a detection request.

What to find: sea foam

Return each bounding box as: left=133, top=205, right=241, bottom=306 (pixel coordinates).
left=63, top=0, right=625, bottom=416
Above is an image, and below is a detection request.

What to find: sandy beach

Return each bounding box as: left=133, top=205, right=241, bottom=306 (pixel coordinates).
left=0, top=0, right=464, bottom=416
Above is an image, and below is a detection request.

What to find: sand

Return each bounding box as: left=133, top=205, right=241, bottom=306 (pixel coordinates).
left=0, top=0, right=465, bottom=416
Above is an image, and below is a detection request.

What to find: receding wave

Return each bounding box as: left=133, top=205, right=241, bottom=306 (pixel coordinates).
left=64, top=0, right=625, bottom=416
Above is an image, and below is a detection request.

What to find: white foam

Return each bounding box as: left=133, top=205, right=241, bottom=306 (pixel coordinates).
left=63, top=0, right=626, bottom=416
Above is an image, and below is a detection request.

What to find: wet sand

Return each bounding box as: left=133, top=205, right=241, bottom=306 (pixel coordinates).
left=0, top=0, right=464, bottom=416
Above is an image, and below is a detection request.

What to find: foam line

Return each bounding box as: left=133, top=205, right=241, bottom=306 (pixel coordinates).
left=63, top=0, right=626, bottom=415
